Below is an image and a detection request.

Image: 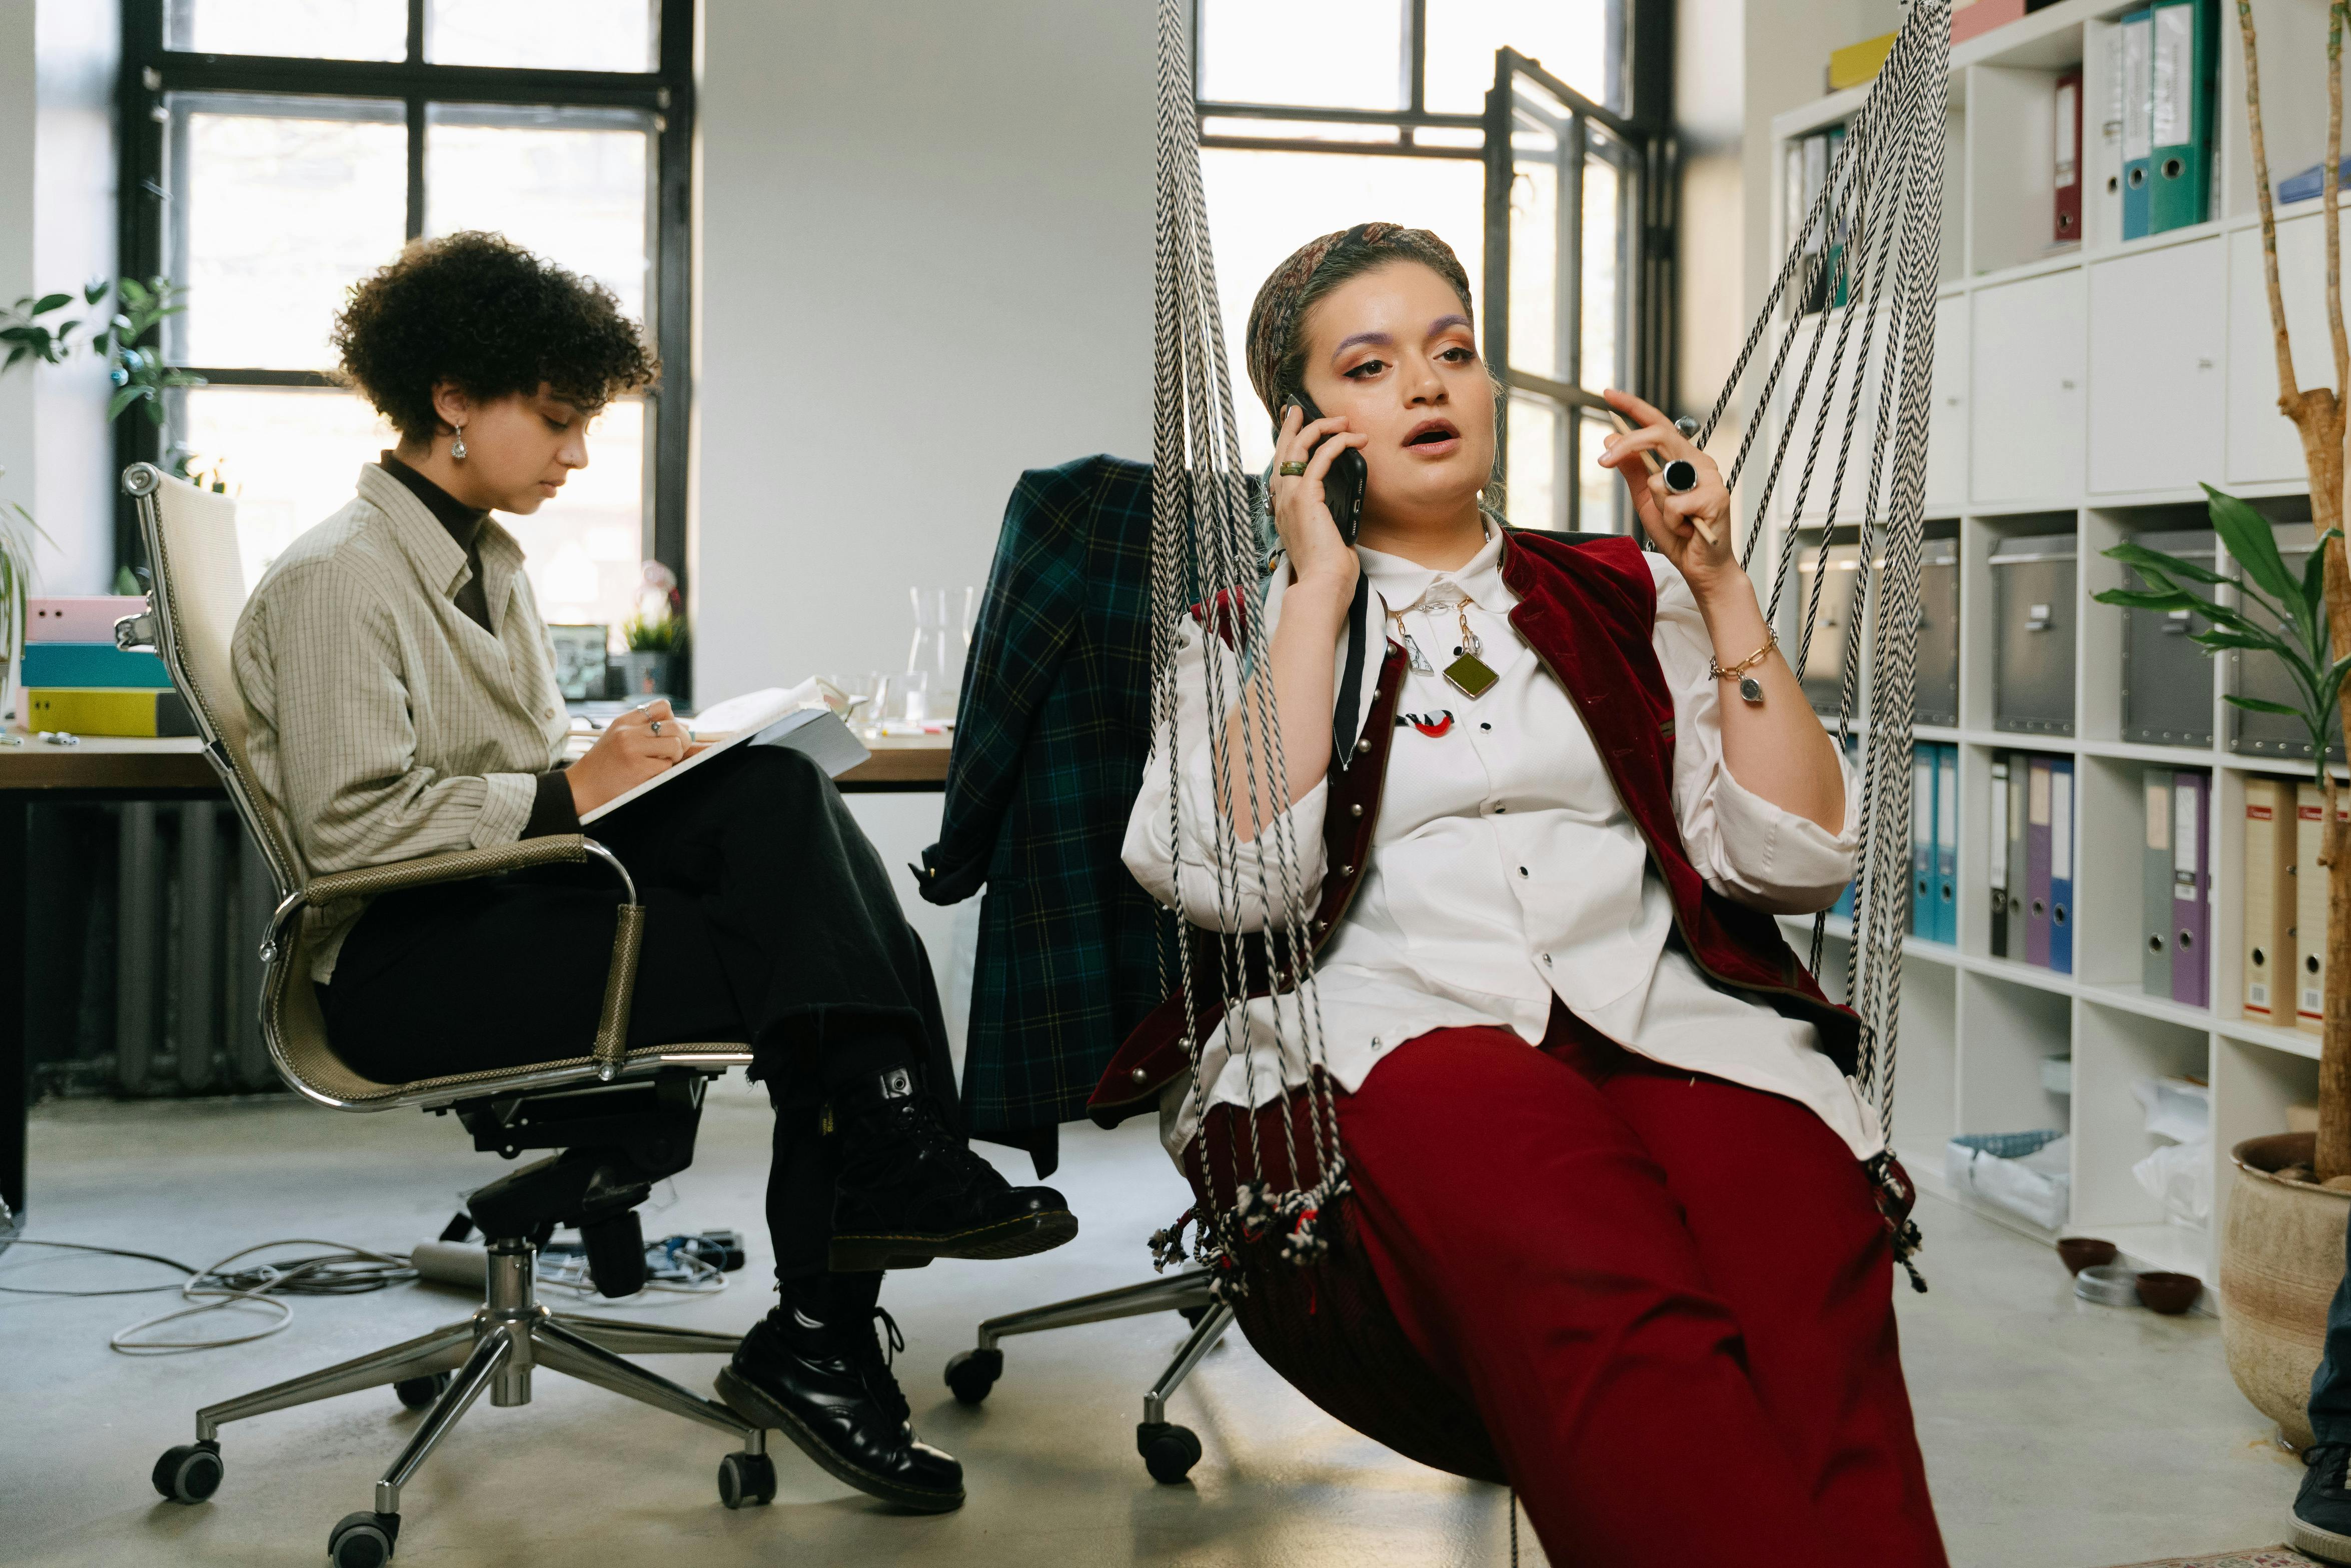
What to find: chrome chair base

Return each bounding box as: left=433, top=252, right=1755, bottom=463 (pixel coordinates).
left=941, top=1269, right=1235, bottom=1484
left=154, top=1237, right=767, bottom=1566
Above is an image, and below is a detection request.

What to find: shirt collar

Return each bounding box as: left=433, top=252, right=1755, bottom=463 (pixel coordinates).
left=1356, top=519, right=1510, bottom=613
left=379, top=450, right=489, bottom=551
left=353, top=463, right=527, bottom=632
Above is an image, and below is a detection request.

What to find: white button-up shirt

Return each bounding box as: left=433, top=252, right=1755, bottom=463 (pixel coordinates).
left=1121, top=528, right=1879, bottom=1162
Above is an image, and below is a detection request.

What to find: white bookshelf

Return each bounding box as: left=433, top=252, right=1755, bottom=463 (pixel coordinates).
left=1766, top=0, right=2350, bottom=1286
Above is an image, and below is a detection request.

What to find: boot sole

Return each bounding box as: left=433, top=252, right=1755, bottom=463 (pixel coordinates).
left=827, top=1207, right=1080, bottom=1273
left=2294, top=1511, right=2351, bottom=1564
left=713, top=1365, right=965, bottom=1514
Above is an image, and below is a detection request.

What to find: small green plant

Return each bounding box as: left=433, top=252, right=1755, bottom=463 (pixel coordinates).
left=2093, top=483, right=2350, bottom=772
left=0, top=276, right=206, bottom=425
left=622, top=607, right=682, bottom=652
left=0, top=484, right=57, bottom=704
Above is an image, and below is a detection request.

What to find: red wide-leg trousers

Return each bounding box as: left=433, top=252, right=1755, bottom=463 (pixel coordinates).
left=1335, top=1005, right=1948, bottom=1567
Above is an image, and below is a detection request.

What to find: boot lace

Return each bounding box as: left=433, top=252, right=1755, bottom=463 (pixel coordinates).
left=857, top=1306, right=911, bottom=1425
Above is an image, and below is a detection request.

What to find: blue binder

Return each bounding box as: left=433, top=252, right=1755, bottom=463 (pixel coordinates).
left=2121, top=8, right=2154, bottom=240
left=2050, top=757, right=2076, bottom=973
left=1934, top=744, right=1959, bottom=944
left=18, top=642, right=173, bottom=689
left=1911, top=751, right=1934, bottom=938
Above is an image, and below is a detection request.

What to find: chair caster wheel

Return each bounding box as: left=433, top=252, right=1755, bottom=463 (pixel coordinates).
left=944, top=1347, right=1003, bottom=1405
left=1178, top=1303, right=1210, bottom=1327
left=1137, top=1420, right=1203, bottom=1483
left=717, top=1450, right=776, bottom=1509
left=151, top=1440, right=222, bottom=1504
left=327, top=1509, right=400, bottom=1567
left=393, top=1372, right=451, bottom=1411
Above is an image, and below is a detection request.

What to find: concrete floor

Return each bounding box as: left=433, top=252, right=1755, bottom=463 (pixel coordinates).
left=0, top=1083, right=2309, bottom=1568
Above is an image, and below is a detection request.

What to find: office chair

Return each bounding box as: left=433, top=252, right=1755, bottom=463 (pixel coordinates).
left=119, top=465, right=767, bottom=1568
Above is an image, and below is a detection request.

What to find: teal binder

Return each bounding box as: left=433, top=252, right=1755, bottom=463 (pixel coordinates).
left=2121, top=8, right=2154, bottom=240
left=2148, top=0, right=2216, bottom=233
left=1934, top=744, right=1958, bottom=944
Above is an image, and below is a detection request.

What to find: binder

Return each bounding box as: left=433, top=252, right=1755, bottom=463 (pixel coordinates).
left=1832, top=733, right=1861, bottom=920
left=2243, top=778, right=2297, bottom=1020
left=1826, top=125, right=1849, bottom=310
left=2050, top=757, right=2076, bottom=974
left=1912, top=751, right=1935, bottom=937
left=18, top=642, right=173, bottom=689
left=1802, top=132, right=1830, bottom=313
left=2121, top=8, right=2154, bottom=241
left=2148, top=0, right=2216, bottom=234
left=2171, top=770, right=2209, bottom=1005
left=2142, top=768, right=2173, bottom=997
left=2299, top=784, right=2333, bottom=1034
left=2027, top=756, right=2054, bottom=966
left=1951, top=0, right=2026, bottom=46
left=1827, top=31, right=1896, bottom=92
left=2006, top=751, right=2029, bottom=957
left=2055, top=68, right=2083, bottom=243
left=1935, top=744, right=1959, bottom=943
left=1990, top=757, right=2012, bottom=956
left=24, top=688, right=194, bottom=738
left=26, top=595, right=149, bottom=642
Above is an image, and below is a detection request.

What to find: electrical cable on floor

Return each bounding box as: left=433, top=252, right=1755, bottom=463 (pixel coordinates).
left=1, top=1227, right=739, bottom=1350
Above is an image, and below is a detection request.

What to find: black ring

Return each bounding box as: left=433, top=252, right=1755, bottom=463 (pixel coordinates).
left=1663, top=458, right=1699, bottom=494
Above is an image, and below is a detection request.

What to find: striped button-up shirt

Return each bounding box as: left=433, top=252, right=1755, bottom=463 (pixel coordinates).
left=232, top=462, right=571, bottom=980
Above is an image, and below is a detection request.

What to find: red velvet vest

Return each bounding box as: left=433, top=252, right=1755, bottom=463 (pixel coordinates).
left=1085, top=529, right=1860, bottom=1128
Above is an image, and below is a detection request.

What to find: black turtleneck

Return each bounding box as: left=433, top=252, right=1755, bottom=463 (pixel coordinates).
left=377, top=450, right=579, bottom=841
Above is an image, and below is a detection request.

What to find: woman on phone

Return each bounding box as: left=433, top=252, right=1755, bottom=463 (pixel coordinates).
left=1102, top=223, right=1947, bottom=1564
left=231, top=231, right=1071, bottom=1515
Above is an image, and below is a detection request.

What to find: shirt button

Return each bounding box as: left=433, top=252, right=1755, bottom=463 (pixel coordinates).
left=1518, top=866, right=1529, bottom=877
left=1480, top=722, right=1492, bottom=731
left=1371, top=1036, right=1383, bottom=1050
left=1494, top=805, right=1506, bottom=814
left=1542, top=953, right=1553, bottom=967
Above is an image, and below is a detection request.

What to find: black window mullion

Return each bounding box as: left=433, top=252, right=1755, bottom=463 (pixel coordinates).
left=405, top=98, right=426, bottom=243
left=406, top=0, right=425, bottom=65
left=115, top=0, right=169, bottom=574
left=651, top=0, right=696, bottom=626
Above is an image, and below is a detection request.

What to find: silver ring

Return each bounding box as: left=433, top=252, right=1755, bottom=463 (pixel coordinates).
left=649, top=719, right=663, bottom=736
left=1663, top=458, right=1699, bottom=494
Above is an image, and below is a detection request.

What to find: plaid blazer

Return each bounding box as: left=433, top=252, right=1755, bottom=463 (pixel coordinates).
left=917, top=454, right=1174, bottom=1173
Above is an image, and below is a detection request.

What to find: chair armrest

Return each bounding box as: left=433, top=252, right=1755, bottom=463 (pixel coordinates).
left=299, top=834, right=595, bottom=905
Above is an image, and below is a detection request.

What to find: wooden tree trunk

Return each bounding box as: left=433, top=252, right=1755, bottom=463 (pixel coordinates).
left=2242, top=0, right=2351, bottom=1176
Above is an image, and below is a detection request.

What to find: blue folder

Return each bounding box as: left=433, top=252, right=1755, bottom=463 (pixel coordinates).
left=20, top=642, right=172, bottom=689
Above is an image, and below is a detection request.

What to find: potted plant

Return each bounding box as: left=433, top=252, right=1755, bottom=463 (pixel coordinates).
left=0, top=477, right=52, bottom=732
left=610, top=560, right=685, bottom=700
left=2127, top=0, right=2351, bottom=1448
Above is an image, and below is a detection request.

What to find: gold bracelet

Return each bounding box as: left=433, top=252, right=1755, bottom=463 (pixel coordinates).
left=1708, top=630, right=1776, bottom=705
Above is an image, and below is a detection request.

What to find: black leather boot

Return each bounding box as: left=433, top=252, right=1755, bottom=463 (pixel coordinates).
left=715, top=1278, right=964, bottom=1513
left=825, top=1064, right=1077, bottom=1272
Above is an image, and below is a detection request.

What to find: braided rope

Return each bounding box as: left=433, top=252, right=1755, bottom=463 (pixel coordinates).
left=1148, top=0, right=1948, bottom=1287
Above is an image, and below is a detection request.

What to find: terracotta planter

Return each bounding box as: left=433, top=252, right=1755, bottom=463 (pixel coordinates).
left=2219, top=1132, right=2351, bottom=1447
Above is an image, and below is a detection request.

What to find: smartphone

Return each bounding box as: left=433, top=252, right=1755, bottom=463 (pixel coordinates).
left=1286, top=393, right=1367, bottom=545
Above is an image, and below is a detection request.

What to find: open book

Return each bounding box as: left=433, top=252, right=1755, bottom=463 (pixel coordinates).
left=577, top=679, right=870, bottom=825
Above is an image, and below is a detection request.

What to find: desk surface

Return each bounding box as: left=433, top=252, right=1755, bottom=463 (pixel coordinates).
left=0, top=732, right=953, bottom=792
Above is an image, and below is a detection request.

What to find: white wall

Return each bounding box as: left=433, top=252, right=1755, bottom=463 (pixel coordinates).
left=692, top=0, right=1154, bottom=700
left=0, top=2, right=35, bottom=540
left=32, top=0, right=118, bottom=597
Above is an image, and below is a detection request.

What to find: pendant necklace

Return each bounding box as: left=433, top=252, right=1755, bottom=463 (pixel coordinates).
left=1386, top=608, right=1435, bottom=674
left=1443, top=596, right=1500, bottom=700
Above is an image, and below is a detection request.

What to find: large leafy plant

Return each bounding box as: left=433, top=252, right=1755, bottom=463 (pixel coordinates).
left=2095, top=485, right=2350, bottom=769
left=0, top=276, right=206, bottom=424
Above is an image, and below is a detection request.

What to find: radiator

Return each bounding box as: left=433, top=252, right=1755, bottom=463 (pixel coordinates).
left=29, top=802, right=281, bottom=1099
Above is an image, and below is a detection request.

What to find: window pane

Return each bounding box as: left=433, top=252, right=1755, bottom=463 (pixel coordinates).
left=1582, top=149, right=1622, bottom=391
left=166, top=0, right=406, bottom=62
left=426, top=106, right=653, bottom=327
left=1201, top=148, right=1484, bottom=469
left=171, top=98, right=407, bottom=370
left=1578, top=412, right=1624, bottom=533
left=180, top=386, right=647, bottom=638
left=426, top=0, right=658, bottom=73
left=1199, top=0, right=1407, bottom=111
left=1504, top=392, right=1561, bottom=531
left=177, top=386, right=396, bottom=591
left=497, top=399, right=647, bottom=640
left=1506, top=136, right=1561, bottom=382
left=1424, top=0, right=1612, bottom=116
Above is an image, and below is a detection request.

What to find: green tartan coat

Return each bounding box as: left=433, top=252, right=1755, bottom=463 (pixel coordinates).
left=916, top=455, right=1174, bottom=1176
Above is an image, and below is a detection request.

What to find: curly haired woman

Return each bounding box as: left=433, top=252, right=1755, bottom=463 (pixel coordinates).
left=230, top=231, right=1073, bottom=1514
left=1095, top=223, right=1948, bottom=1566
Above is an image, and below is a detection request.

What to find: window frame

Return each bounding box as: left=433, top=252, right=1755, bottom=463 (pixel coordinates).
left=1196, top=0, right=1676, bottom=531
left=114, top=0, right=695, bottom=638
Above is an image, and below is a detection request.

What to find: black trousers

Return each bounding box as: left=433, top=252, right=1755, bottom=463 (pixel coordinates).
left=324, top=745, right=959, bottom=1281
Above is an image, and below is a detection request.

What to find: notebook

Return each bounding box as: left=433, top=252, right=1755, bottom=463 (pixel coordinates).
left=577, top=681, right=870, bottom=825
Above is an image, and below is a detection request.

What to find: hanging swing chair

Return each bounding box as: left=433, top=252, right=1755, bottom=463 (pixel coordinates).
left=1123, top=0, right=1956, bottom=1484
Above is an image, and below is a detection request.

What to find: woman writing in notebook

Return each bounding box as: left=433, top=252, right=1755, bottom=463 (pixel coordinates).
left=230, top=231, right=1071, bottom=1516
left=1106, top=223, right=1947, bottom=1564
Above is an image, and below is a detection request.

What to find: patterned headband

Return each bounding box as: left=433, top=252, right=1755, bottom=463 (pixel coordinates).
left=1242, top=221, right=1469, bottom=424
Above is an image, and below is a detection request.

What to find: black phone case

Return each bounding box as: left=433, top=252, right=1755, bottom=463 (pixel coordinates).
left=1286, top=394, right=1367, bottom=545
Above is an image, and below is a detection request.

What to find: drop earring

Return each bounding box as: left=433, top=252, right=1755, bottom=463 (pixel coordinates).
left=450, top=423, right=467, bottom=461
